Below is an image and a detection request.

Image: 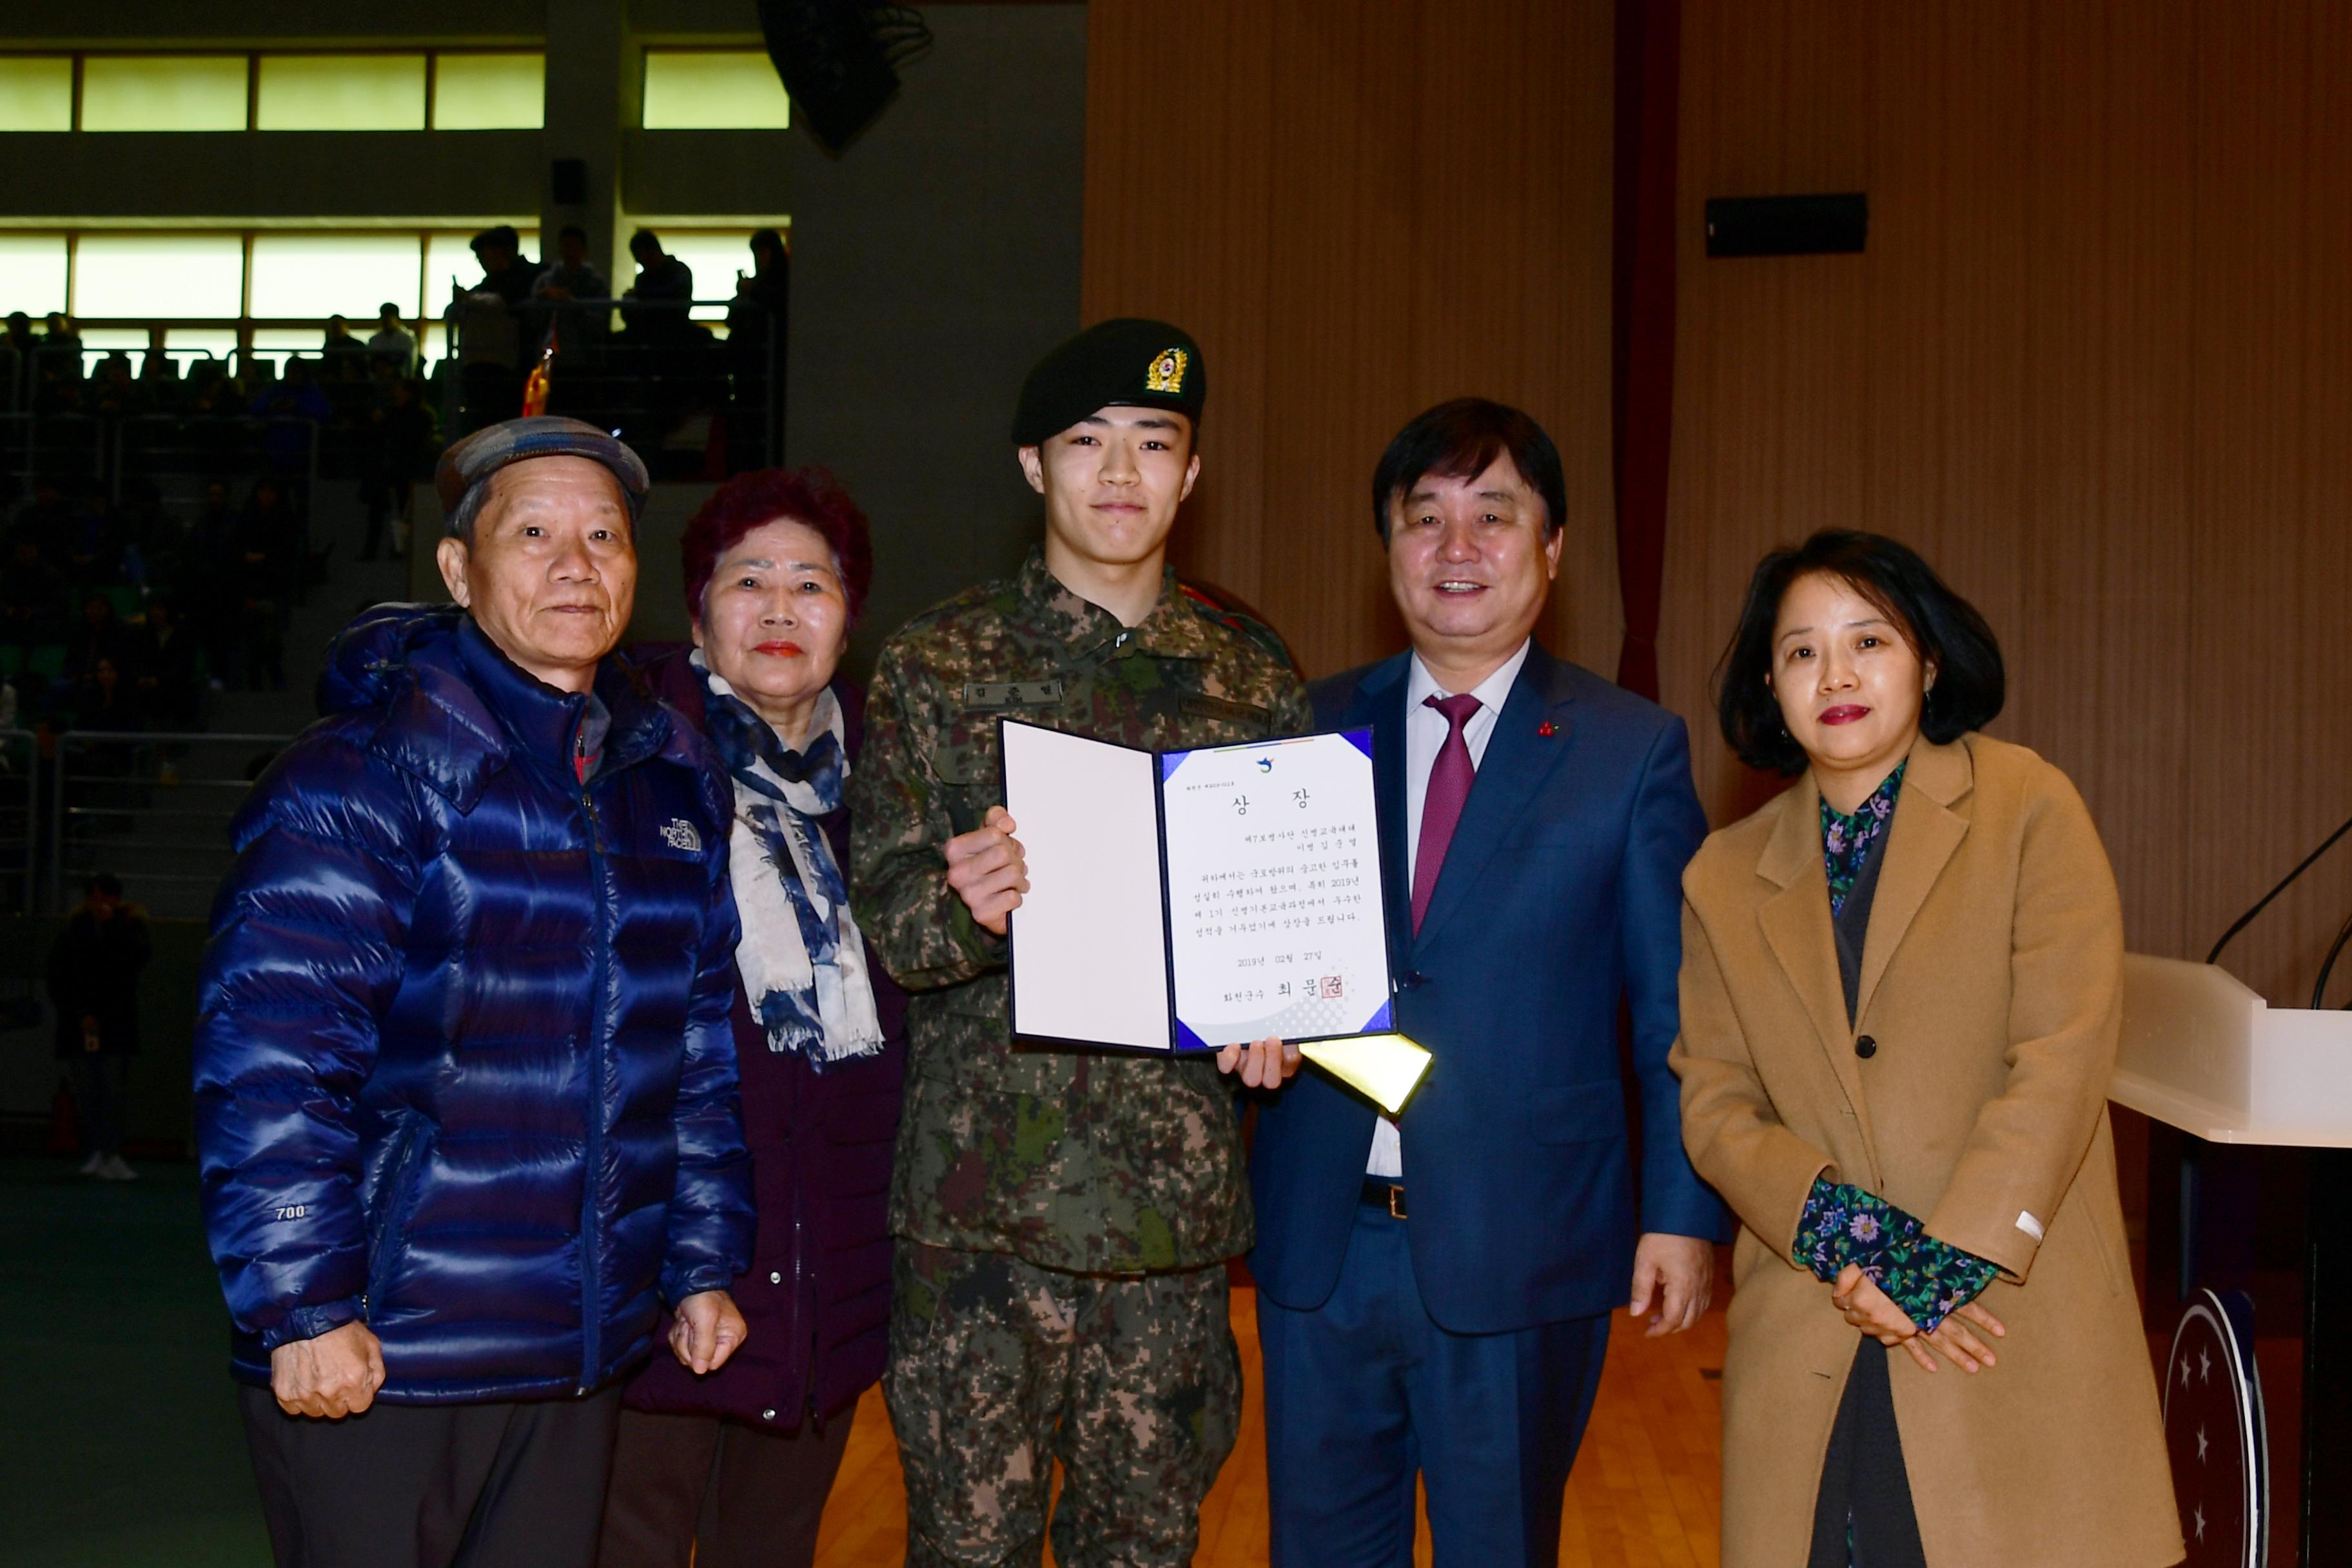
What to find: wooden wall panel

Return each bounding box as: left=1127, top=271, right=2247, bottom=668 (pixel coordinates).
left=1662, top=1, right=2352, bottom=1007
left=1081, top=0, right=1623, bottom=681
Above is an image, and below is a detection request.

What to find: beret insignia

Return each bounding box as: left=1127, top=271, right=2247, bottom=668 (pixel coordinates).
left=1145, top=348, right=1189, bottom=395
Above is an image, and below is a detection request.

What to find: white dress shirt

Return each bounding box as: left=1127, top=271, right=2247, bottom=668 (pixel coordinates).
left=1367, top=638, right=1533, bottom=1180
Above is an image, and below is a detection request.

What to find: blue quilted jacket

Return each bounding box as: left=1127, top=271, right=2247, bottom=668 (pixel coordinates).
left=195, top=604, right=753, bottom=1403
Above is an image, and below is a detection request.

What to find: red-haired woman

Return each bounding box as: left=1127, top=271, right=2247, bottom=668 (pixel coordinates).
left=599, top=468, right=905, bottom=1568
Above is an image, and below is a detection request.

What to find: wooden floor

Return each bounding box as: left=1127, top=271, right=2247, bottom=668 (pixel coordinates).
left=810, top=1284, right=1727, bottom=1566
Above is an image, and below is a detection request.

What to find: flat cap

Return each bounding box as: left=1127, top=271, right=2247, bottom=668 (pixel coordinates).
left=1011, top=318, right=1204, bottom=447
left=435, top=416, right=651, bottom=536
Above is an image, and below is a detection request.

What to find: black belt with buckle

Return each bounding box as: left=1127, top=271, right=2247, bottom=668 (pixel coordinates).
left=1360, top=1179, right=1407, bottom=1220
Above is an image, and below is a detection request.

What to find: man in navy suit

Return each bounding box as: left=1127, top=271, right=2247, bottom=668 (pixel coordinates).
left=1248, top=398, right=1721, bottom=1566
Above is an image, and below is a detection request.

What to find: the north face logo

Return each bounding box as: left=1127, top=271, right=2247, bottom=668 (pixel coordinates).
left=659, top=819, right=701, bottom=853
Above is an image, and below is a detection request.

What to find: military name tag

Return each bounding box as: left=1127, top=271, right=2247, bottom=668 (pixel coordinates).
left=963, top=680, right=1064, bottom=710
left=1179, top=694, right=1269, bottom=725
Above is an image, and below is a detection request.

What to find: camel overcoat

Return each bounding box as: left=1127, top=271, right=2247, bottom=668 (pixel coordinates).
left=1672, top=733, right=2180, bottom=1567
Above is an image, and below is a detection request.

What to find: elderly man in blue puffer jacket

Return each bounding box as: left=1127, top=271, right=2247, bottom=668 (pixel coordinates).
left=195, top=416, right=754, bottom=1568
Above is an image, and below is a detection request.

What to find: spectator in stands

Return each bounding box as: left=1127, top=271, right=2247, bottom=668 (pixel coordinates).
left=10, top=473, right=70, bottom=554
left=470, top=224, right=544, bottom=308
left=251, top=359, right=332, bottom=502
left=90, top=353, right=149, bottom=421
left=186, top=358, right=239, bottom=417
left=1, top=533, right=68, bottom=651
left=621, top=229, right=696, bottom=340
left=322, top=315, right=371, bottom=380
left=250, top=357, right=332, bottom=425
left=41, top=311, right=83, bottom=378
left=48, top=872, right=152, bottom=1182
left=1, top=311, right=28, bottom=408
left=116, top=480, right=172, bottom=591
left=130, top=595, right=204, bottom=730
left=141, top=326, right=180, bottom=385
left=453, top=240, right=528, bottom=433
left=182, top=479, right=243, bottom=684
left=66, top=591, right=130, bottom=680
left=360, top=376, right=435, bottom=562
left=533, top=224, right=611, bottom=306
left=531, top=224, right=611, bottom=356
left=726, top=230, right=791, bottom=465
left=368, top=302, right=417, bottom=375
left=57, top=483, right=126, bottom=592
left=62, top=653, right=144, bottom=738
left=730, top=228, right=790, bottom=334
left=231, top=478, right=298, bottom=691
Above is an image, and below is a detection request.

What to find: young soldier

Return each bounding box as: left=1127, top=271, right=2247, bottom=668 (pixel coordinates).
left=850, top=319, right=1307, bottom=1566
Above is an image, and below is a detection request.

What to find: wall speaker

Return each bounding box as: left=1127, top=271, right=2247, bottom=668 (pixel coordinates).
left=756, top=0, right=932, bottom=153
left=1705, top=193, right=1868, bottom=257
left=550, top=158, right=589, bottom=207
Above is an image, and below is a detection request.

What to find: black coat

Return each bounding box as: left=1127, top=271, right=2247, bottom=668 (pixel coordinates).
left=47, top=905, right=152, bottom=1057
left=622, top=645, right=909, bottom=1429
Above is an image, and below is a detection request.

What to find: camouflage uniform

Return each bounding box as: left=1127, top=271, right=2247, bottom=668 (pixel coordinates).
left=850, top=546, right=1313, bottom=1567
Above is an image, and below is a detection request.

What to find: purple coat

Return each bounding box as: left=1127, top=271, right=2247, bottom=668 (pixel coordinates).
left=623, top=645, right=908, bottom=1427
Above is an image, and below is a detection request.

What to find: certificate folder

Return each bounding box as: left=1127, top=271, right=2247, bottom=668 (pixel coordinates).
left=1001, top=718, right=1401, bottom=1058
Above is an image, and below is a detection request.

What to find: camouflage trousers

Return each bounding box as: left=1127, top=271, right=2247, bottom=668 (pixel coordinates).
left=886, top=1240, right=1243, bottom=1568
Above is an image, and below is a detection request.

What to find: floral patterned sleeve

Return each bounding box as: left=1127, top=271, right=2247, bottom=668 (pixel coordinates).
left=1794, top=1176, right=1999, bottom=1333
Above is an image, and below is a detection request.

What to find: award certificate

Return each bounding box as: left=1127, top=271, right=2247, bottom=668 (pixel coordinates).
left=1001, top=720, right=1395, bottom=1053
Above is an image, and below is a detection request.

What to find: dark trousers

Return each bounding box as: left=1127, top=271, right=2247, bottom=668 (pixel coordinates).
left=238, top=1382, right=623, bottom=1568
left=1259, top=1204, right=1610, bottom=1568
left=597, top=1406, right=852, bottom=1568
left=71, top=1051, right=129, bottom=1155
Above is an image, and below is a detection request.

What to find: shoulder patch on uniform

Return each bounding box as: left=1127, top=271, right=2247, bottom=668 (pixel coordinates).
left=1179, top=581, right=1299, bottom=676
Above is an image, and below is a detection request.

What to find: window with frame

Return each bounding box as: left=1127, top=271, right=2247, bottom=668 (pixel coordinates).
left=0, top=50, right=547, bottom=132
left=641, top=50, right=792, bottom=130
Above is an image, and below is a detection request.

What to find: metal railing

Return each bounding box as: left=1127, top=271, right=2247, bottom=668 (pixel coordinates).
left=446, top=297, right=782, bottom=473
left=0, top=409, right=108, bottom=490
left=46, top=730, right=290, bottom=919
left=4, top=407, right=324, bottom=500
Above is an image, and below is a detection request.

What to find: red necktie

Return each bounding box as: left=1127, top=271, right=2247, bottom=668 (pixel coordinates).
left=1411, top=692, right=1482, bottom=933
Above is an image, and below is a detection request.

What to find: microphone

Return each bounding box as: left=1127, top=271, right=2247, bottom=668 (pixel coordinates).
left=2313, top=905, right=2352, bottom=1010
left=2206, top=808, right=2352, bottom=966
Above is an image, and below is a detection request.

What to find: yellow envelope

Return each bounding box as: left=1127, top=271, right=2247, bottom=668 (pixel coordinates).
left=1297, top=1034, right=1433, bottom=1115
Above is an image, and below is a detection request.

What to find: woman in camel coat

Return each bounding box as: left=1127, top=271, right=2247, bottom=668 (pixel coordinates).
left=1672, top=531, right=2179, bottom=1567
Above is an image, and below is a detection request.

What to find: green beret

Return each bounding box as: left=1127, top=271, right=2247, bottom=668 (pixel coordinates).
left=1011, top=318, right=1205, bottom=446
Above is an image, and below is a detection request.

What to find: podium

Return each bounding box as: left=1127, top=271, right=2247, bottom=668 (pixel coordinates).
left=2115, top=955, right=2352, bottom=1566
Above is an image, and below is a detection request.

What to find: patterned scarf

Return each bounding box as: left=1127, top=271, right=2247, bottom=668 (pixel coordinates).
left=1821, top=761, right=1906, bottom=915
left=694, top=651, right=883, bottom=1068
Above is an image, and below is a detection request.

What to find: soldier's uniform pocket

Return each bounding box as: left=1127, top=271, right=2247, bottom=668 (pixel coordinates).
left=925, top=723, right=1006, bottom=837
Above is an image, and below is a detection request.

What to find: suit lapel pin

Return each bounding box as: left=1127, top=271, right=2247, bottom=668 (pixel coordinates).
left=1536, top=720, right=1557, bottom=738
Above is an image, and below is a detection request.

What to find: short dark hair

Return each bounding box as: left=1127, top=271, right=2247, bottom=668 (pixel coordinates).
left=750, top=228, right=785, bottom=255
left=378, top=301, right=401, bottom=317
left=560, top=223, right=587, bottom=244
left=1715, top=529, right=2006, bottom=774
left=1370, top=398, right=1567, bottom=543
left=629, top=228, right=662, bottom=257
